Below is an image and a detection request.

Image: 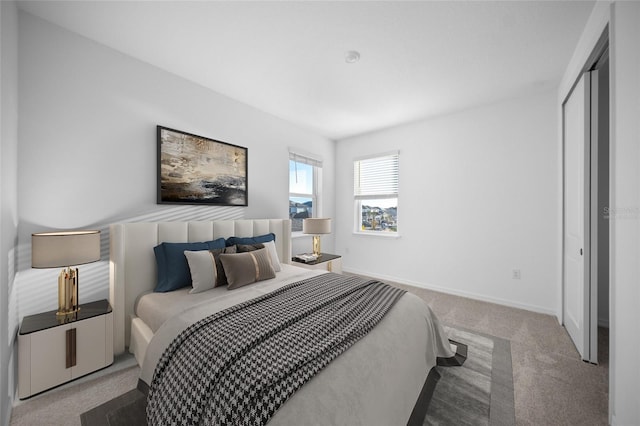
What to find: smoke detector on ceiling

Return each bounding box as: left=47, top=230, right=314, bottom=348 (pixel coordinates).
left=345, top=51, right=360, bottom=64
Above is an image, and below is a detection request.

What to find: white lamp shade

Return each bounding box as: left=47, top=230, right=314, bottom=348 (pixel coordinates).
left=32, top=230, right=101, bottom=268
left=302, top=218, right=332, bottom=235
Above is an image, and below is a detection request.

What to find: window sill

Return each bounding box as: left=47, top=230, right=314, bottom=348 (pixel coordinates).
left=352, top=231, right=401, bottom=239
left=291, top=232, right=310, bottom=239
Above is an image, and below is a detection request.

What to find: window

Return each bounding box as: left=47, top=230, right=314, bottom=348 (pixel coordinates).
left=354, top=152, right=399, bottom=234
left=289, top=152, right=322, bottom=232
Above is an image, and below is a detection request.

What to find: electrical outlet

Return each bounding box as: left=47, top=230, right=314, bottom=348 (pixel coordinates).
left=512, top=269, right=521, bottom=280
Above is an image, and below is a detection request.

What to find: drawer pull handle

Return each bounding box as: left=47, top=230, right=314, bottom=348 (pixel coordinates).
left=66, top=328, right=77, bottom=368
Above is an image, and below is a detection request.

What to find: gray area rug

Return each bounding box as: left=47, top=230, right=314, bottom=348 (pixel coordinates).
left=80, top=326, right=514, bottom=426
left=425, top=326, right=515, bottom=426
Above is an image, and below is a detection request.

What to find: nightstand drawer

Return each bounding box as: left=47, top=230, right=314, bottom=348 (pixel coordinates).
left=25, top=324, right=70, bottom=395
left=73, top=314, right=109, bottom=377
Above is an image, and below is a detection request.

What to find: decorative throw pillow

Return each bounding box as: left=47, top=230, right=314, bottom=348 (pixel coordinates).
left=219, top=248, right=276, bottom=290
left=209, top=245, right=237, bottom=287
left=234, top=241, right=281, bottom=272
left=235, top=243, right=264, bottom=253
left=184, top=250, right=217, bottom=294
left=261, top=240, right=282, bottom=272
left=153, top=238, right=226, bottom=292
left=225, top=233, right=275, bottom=247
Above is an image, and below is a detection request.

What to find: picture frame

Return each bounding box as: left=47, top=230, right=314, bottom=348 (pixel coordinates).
left=157, top=126, right=248, bottom=206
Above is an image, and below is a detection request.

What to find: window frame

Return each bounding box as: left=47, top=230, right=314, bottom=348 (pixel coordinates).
left=353, top=151, right=399, bottom=236
left=289, top=151, right=323, bottom=235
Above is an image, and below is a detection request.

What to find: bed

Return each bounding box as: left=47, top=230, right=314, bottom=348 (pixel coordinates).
left=109, top=218, right=454, bottom=425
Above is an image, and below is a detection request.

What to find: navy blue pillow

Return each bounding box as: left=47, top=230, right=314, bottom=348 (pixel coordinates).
left=225, top=233, right=275, bottom=247
left=154, top=238, right=226, bottom=292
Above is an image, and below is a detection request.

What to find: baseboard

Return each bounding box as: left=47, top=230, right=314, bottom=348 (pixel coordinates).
left=4, top=348, right=16, bottom=426
left=343, top=267, right=556, bottom=316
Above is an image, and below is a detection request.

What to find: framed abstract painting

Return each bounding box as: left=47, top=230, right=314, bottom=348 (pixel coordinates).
left=157, top=126, right=248, bottom=206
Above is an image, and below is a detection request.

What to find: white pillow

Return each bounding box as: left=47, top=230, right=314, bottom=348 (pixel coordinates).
left=184, top=250, right=217, bottom=294
left=262, top=240, right=281, bottom=272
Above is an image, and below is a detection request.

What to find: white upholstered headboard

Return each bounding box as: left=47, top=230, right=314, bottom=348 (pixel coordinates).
left=109, top=219, right=291, bottom=355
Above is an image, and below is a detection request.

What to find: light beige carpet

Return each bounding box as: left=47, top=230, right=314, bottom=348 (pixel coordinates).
left=10, top=359, right=139, bottom=426
left=389, top=281, right=609, bottom=426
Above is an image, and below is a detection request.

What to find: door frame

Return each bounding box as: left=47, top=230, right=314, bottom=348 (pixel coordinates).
left=560, top=28, right=609, bottom=364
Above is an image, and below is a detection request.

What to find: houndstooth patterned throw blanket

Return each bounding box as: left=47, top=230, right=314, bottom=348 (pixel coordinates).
left=146, top=273, right=406, bottom=426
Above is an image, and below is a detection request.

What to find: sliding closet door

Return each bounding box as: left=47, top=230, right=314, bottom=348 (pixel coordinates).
left=563, top=72, right=592, bottom=361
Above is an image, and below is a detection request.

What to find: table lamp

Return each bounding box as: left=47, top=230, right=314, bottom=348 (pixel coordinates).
left=32, top=230, right=101, bottom=317
left=302, top=218, right=332, bottom=257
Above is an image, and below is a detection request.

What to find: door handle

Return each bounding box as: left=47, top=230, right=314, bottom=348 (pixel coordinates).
left=580, top=248, right=583, bottom=256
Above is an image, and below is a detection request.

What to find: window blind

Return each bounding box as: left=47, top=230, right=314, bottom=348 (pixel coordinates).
left=354, top=152, right=399, bottom=199
left=289, top=152, right=322, bottom=168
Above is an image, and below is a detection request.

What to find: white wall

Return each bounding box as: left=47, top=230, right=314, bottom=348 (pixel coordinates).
left=15, top=11, right=335, bottom=318
left=335, top=91, right=559, bottom=314
left=609, top=3, right=640, bottom=424
left=1, top=2, right=19, bottom=424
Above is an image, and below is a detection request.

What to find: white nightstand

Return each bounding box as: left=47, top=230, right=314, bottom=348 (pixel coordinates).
left=18, top=299, right=114, bottom=399
left=292, top=253, right=342, bottom=273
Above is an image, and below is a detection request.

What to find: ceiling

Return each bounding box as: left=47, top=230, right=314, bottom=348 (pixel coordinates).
left=18, top=1, right=595, bottom=140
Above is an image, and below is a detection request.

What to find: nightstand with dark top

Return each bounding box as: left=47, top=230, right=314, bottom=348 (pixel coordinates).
left=18, top=299, right=114, bottom=399
left=292, top=253, right=342, bottom=273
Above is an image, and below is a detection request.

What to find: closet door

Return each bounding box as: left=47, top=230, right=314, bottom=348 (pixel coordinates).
left=563, top=72, right=589, bottom=360
left=563, top=71, right=597, bottom=362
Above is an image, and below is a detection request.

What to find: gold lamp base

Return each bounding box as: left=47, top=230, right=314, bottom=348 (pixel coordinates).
left=57, top=267, right=80, bottom=317
left=312, top=235, right=322, bottom=258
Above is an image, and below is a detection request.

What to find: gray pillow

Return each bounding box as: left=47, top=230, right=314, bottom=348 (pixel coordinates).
left=209, top=245, right=237, bottom=287
left=235, top=241, right=281, bottom=272
left=235, top=243, right=264, bottom=253
left=219, top=248, right=276, bottom=290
